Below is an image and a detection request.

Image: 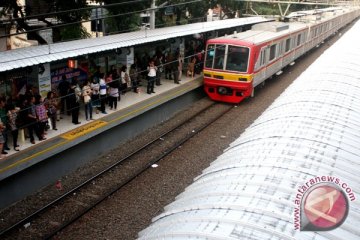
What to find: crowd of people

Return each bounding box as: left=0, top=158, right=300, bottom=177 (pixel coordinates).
left=0, top=50, right=204, bottom=160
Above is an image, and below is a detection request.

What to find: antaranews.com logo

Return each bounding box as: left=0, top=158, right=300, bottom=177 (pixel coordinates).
left=294, top=176, right=356, bottom=231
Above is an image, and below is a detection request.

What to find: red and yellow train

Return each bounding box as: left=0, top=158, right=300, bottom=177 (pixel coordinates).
left=203, top=7, right=359, bottom=103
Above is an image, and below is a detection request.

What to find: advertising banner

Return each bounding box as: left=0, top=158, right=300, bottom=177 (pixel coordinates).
left=38, top=63, right=51, bottom=98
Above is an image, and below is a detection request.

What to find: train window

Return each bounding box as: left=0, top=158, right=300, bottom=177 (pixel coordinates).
left=269, top=44, right=276, bottom=61
left=279, top=40, right=284, bottom=55
left=285, top=38, right=291, bottom=52
left=226, top=46, right=249, bottom=72
left=205, top=44, right=215, bottom=68
left=261, top=49, right=266, bottom=66
left=297, top=34, right=301, bottom=46
left=213, top=44, right=226, bottom=70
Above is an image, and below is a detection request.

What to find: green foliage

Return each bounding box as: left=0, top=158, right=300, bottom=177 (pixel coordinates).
left=94, top=0, right=148, bottom=33
left=155, top=0, right=245, bottom=24
left=245, top=2, right=328, bottom=16
left=53, top=0, right=91, bottom=41
left=251, top=3, right=280, bottom=15
left=105, top=14, right=141, bottom=34
left=54, top=0, right=90, bottom=22
left=59, top=24, right=91, bottom=41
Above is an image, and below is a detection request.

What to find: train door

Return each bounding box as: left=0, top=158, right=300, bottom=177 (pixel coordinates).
left=266, top=42, right=284, bottom=79
left=253, top=46, right=267, bottom=87
left=279, top=40, right=285, bottom=68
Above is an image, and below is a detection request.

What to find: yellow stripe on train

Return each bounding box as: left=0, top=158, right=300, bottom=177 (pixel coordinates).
left=203, top=70, right=253, bottom=82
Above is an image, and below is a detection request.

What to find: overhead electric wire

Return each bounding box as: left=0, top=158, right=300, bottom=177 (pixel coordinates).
left=3, top=0, right=147, bottom=22
left=0, top=0, right=202, bottom=39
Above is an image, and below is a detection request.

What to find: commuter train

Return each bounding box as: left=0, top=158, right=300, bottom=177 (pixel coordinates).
left=139, top=17, right=360, bottom=239
left=203, top=7, right=360, bottom=103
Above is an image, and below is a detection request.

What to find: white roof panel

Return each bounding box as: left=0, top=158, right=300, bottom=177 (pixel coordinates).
left=138, top=18, right=360, bottom=240
left=0, top=17, right=268, bottom=72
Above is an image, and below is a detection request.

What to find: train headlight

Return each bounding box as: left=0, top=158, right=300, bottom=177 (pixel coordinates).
left=218, top=87, right=233, bottom=96
left=238, top=77, right=247, bottom=82
left=218, top=87, right=227, bottom=95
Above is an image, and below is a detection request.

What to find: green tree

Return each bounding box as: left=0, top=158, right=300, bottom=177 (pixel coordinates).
left=94, top=0, right=149, bottom=34
left=155, top=0, right=246, bottom=25
left=210, top=0, right=245, bottom=19
left=0, top=0, right=91, bottom=43
left=52, top=0, right=90, bottom=41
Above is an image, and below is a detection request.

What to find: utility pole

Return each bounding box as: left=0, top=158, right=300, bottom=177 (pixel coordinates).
left=150, top=0, right=156, bottom=30
left=101, top=2, right=105, bottom=36
left=149, top=0, right=168, bottom=30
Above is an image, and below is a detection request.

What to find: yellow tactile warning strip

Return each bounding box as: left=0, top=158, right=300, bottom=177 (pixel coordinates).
left=61, top=120, right=108, bottom=140
left=0, top=80, right=201, bottom=176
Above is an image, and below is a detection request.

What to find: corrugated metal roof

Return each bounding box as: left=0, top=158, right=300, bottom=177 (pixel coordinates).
left=0, top=17, right=268, bottom=72
left=138, top=19, right=360, bottom=240
left=215, top=8, right=353, bottom=46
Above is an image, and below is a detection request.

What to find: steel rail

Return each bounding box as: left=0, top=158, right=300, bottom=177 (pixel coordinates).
left=44, top=102, right=234, bottom=239
left=0, top=101, right=220, bottom=237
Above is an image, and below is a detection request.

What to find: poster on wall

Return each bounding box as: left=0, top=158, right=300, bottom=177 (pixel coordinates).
left=51, top=65, right=88, bottom=91
left=38, top=63, right=51, bottom=98
left=117, top=47, right=134, bottom=71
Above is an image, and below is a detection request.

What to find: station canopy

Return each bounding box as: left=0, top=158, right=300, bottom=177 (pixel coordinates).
left=0, top=17, right=268, bottom=72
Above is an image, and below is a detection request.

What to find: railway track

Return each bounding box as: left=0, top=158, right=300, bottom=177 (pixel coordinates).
left=0, top=101, right=234, bottom=239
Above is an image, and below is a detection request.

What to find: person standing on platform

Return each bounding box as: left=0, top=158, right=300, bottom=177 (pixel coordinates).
left=16, top=96, right=27, bottom=144
left=129, top=63, right=139, bottom=93
left=172, top=56, right=180, bottom=84
left=155, top=55, right=163, bottom=86
left=147, top=60, right=157, bottom=94
left=141, top=52, right=150, bottom=80
left=82, top=80, right=93, bottom=120
left=68, top=77, right=82, bottom=124
left=7, top=104, right=20, bottom=151
left=34, top=94, right=48, bottom=140
left=91, top=77, right=100, bottom=114
left=0, top=122, right=5, bottom=159
left=0, top=98, right=10, bottom=154
left=44, top=91, right=58, bottom=130
left=165, top=51, right=174, bottom=80
left=99, top=73, right=108, bottom=114
left=187, top=57, right=196, bottom=78
left=178, top=54, right=184, bottom=82
left=26, top=96, right=39, bottom=144
left=120, top=66, right=130, bottom=95
left=108, top=78, right=120, bottom=110
left=58, top=75, right=70, bottom=115
left=110, top=67, right=121, bottom=101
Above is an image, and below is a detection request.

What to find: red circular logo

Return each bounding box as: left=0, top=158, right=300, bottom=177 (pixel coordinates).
left=303, top=185, right=348, bottom=230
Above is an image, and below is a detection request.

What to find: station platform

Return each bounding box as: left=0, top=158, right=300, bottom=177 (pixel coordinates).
left=0, top=74, right=203, bottom=181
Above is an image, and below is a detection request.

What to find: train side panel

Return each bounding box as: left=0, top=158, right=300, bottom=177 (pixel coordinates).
left=203, top=7, right=360, bottom=104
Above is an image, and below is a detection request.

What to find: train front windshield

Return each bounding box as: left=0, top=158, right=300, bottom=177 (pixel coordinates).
left=205, top=44, right=249, bottom=73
